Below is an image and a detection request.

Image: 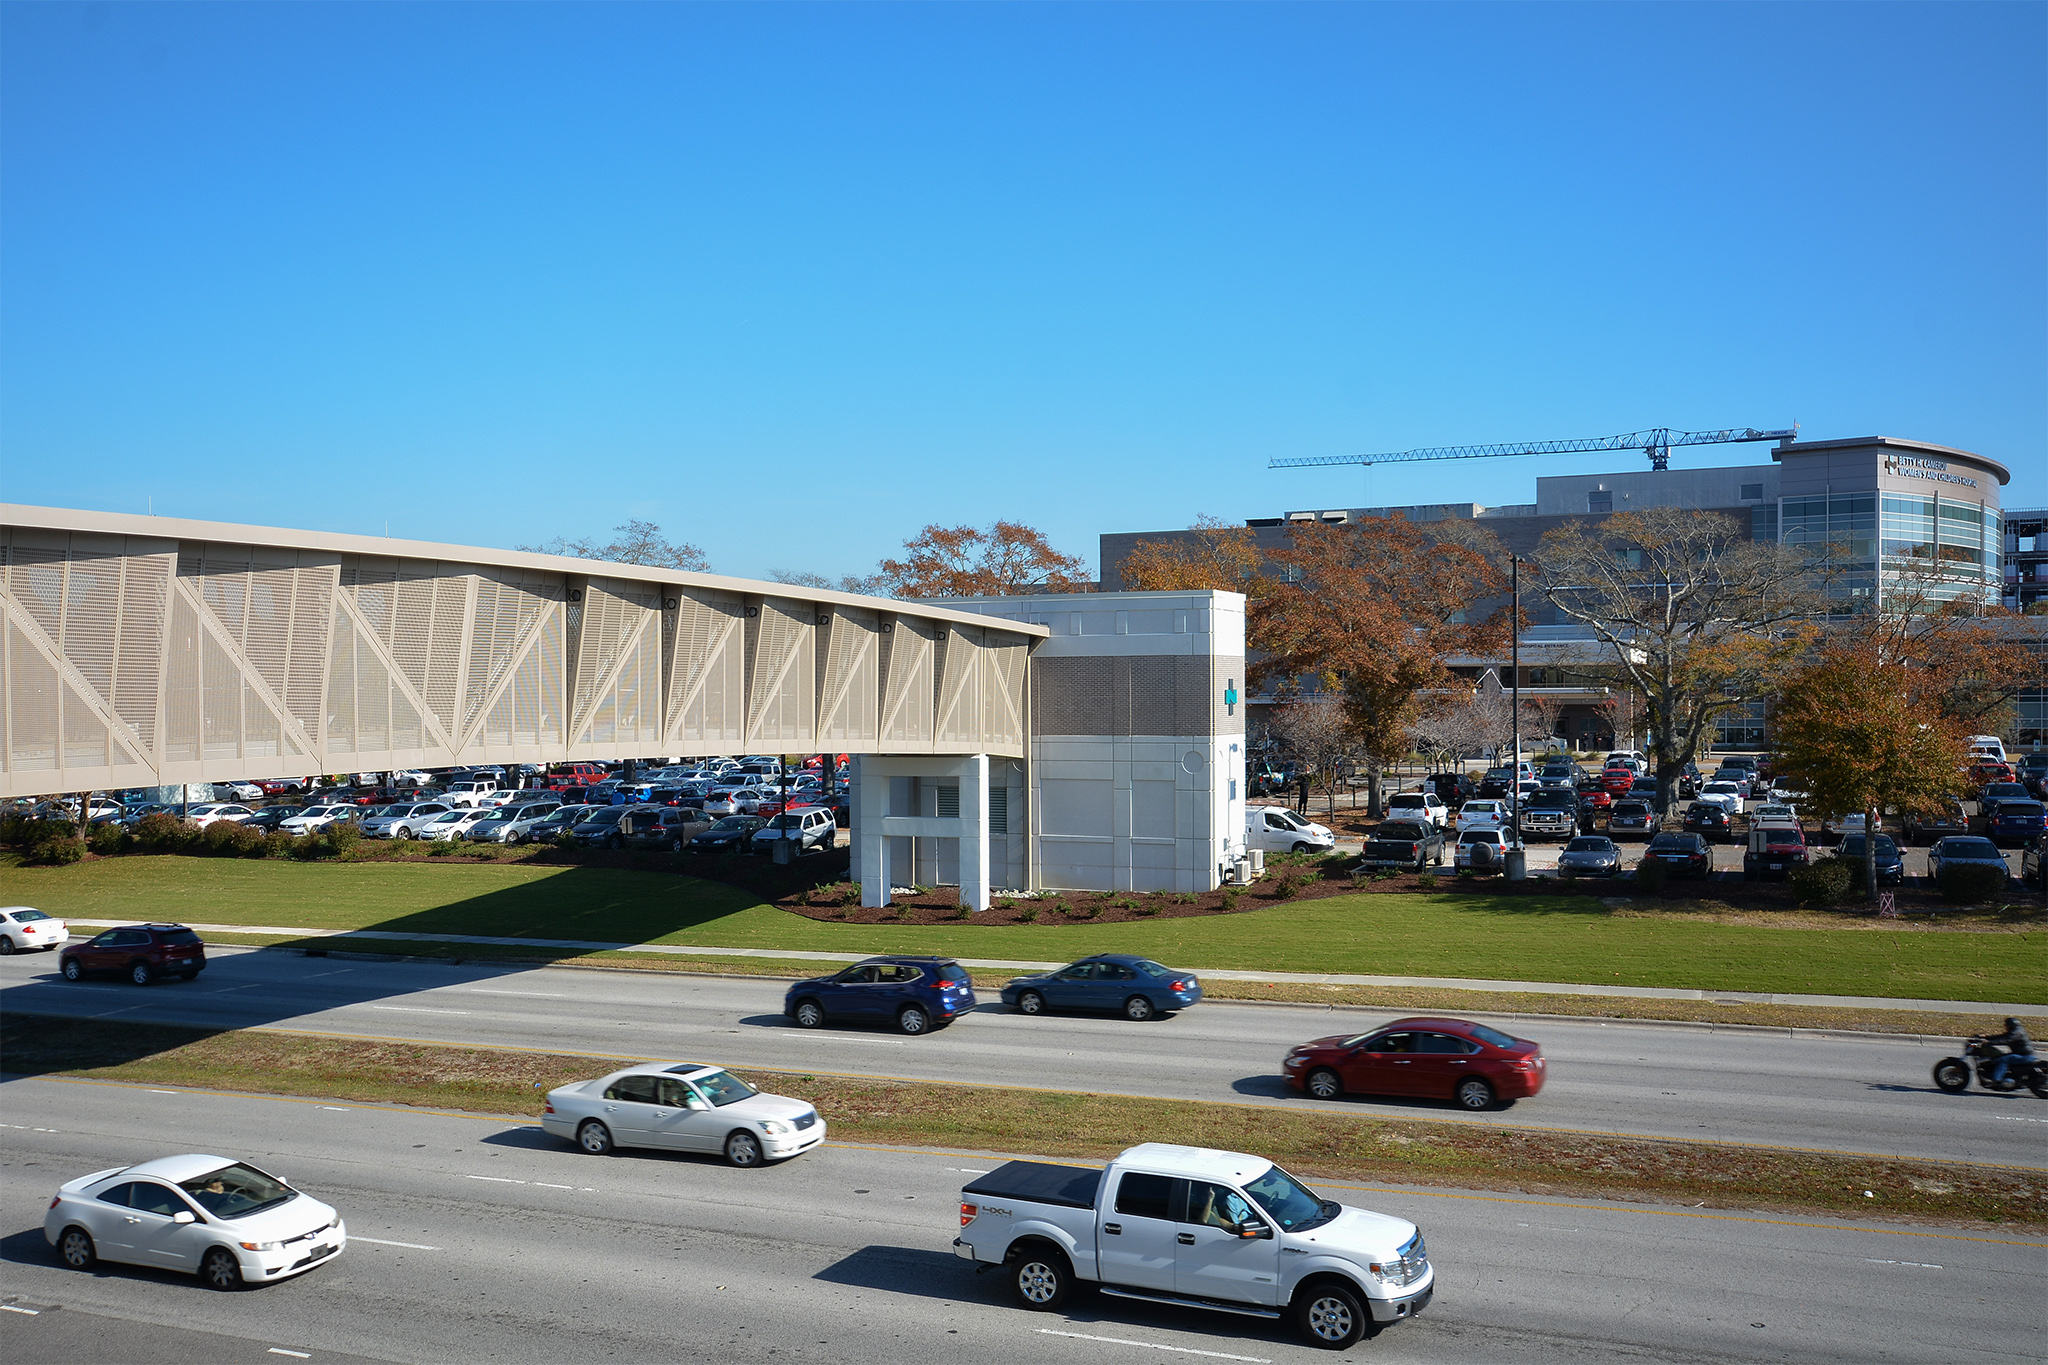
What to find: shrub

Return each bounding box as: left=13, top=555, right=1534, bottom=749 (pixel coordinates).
left=1416, top=872, right=1438, bottom=890
left=1631, top=856, right=1671, bottom=894
left=1221, top=887, right=1243, bottom=911
left=1174, top=892, right=1198, bottom=904
left=1790, top=857, right=1853, bottom=906
left=1270, top=872, right=1303, bottom=900
left=1939, top=862, right=2010, bottom=904
left=428, top=839, right=462, bottom=856
left=1134, top=903, right=1159, bottom=916
left=199, top=819, right=267, bottom=857
left=1079, top=903, right=1101, bottom=919
left=29, top=836, right=86, bottom=866
left=132, top=811, right=198, bottom=853
left=553, top=830, right=577, bottom=850
left=87, top=822, right=129, bottom=856
left=263, top=830, right=297, bottom=859
left=1017, top=905, right=1039, bottom=922
left=0, top=812, right=36, bottom=846
left=835, top=881, right=862, bottom=906
left=954, top=904, right=972, bottom=920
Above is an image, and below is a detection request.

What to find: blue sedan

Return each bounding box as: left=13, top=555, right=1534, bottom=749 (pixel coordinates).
left=1000, top=954, right=1203, bottom=1022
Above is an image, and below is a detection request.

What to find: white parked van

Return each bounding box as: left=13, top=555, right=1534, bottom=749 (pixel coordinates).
left=1968, top=735, right=2008, bottom=764
left=1246, top=806, right=1336, bottom=855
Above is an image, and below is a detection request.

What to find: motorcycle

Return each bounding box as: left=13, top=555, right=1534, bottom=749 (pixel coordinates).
left=1932, top=1038, right=2048, bottom=1097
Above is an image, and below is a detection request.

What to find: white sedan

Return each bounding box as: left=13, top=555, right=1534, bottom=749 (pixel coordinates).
left=278, top=804, right=357, bottom=834
left=45, top=1154, right=345, bottom=1290
left=420, top=808, right=494, bottom=841
left=0, top=906, right=67, bottom=953
left=1694, top=782, right=1745, bottom=815
left=542, top=1063, right=825, bottom=1168
left=185, top=803, right=257, bottom=829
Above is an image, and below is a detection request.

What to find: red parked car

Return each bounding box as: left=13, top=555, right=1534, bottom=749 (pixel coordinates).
left=1600, top=767, right=1637, bottom=795
left=1282, top=1016, right=1547, bottom=1112
left=1577, top=788, right=1613, bottom=815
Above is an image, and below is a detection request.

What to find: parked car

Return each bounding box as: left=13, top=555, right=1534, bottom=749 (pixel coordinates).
left=1607, top=801, right=1655, bottom=839
left=1708, top=769, right=1754, bottom=799
left=59, top=923, right=206, bottom=985
left=1454, top=799, right=1507, bottom=833
left=1927, top=836, right=2011, bottom=884
left=783, top=956, right=977, bottom=1035
left=1641, top=832, right=1712, bottom=879
left=1355, top=819, right=1444, bottom=873
left=183, top=803, right=256, bottom=829
left=1822, top=811, right=1869, bottom=841
left=1002, top=954, right=1203, bottom=1021
left=1385, top=791, right=1450, bottom=828
left=1833, top=833, right=1905, bottom=885
left=1576, top=787, right=1613, bottom=817
left=570, top=805, right=645, bottom=848
left=1979, top=782, right=2034, bottom=819
left=621, top=806, right=712, bottom=852
left=0, top=905, right=67, bottom=953
left=1988, top=801, right=2048, bottom=846
left=1454, top=827, right=1510, bottom=871
left=545, top=763, right=609, bottom=791
left=1968, top=762, right=2016, bottom=789
left=1246, top=805, right=1335, bottom=855
left=1284, top=1015, right=1546, bottom=1111
left=702, top=787, right=772, bottom=818
left=540, top=1063, right=824, bottom=1167
left=2022, top=833, right=2045, bottom=889
left=278, top=805, right=357, bottom=835
left=522, top=804, right=595, bottom=844
left=1599, top=767, right=1638, bottom=795
left=748, top=807, right=837, bottom=856
left=241, top=805, right=307, bottom=833
left=1742, top=824, right=1810, bottom=880
left=1518, top=791, right=1577, bottom=841
left=44, top=1154, right=346, bottom=1290
left=358, top=802, right=453, bottom=840
left=1900, top=801, right=1969, bottom=845
left=463, top=799, right=563, bottom=843
left=1554, top=836, right=1621, bottom=879
left=1682, top=802, right=1733, bottom=842
left=419, top=808, right=494, bottom=841
left=691, top=814, right=766, bottom=853
left=218, top=782, right=266, bottom=802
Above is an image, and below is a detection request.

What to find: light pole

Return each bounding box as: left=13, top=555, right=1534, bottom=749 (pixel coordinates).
left=1506, top=555, right=1526, bottom=880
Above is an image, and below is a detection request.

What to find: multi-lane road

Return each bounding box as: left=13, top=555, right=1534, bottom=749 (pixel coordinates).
left=3, top=949, right=2042, bottom=1168
left=2, top=1077, right=2040, bottom=1365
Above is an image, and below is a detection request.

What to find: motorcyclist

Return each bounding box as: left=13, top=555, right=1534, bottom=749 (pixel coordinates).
left=1983, top=1017, right=2035, bottom=1089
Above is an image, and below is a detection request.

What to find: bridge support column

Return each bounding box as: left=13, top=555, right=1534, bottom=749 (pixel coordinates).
left=852, top=752, right=992, bottom=912
left=958, top=752, right=990, bottom=914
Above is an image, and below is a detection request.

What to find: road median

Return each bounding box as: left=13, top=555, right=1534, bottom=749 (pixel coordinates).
left=5, top=1014, right=2041, bottom=1232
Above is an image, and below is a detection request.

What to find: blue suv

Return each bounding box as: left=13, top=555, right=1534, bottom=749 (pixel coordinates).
left=784, top=956, right=977, bottom=1036
left=999, top=953, right=1203, bottom=1021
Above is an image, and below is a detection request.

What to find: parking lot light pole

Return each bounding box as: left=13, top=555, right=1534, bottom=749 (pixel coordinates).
left=1506, top=555, right=1527, bottom=880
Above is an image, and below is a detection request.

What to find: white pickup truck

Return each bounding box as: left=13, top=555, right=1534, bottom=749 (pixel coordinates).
left=955, top=1143, right=1431, bottom=1350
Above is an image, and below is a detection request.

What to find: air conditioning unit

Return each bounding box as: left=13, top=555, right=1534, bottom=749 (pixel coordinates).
left=1247, top=849, right=1265, bottom=876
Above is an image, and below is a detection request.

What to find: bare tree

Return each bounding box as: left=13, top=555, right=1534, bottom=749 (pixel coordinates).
left=769, top=568, right=893, bottom=597
left=520, top=519, right=710, bottom=573
left=1265, top=697, right=1358, bottom=819
left=1406, top=701, right=1484, bottom=772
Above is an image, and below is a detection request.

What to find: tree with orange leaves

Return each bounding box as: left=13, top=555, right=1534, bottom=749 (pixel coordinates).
left=877, top=521, right=1092, bottom=599
left=1119, top=516, right=1268, bottom=597
left=1250, top=515, right=1510, bottom=814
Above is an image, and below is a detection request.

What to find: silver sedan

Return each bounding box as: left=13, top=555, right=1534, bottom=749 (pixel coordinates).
left=1555, top=835, right=1622, bottom=879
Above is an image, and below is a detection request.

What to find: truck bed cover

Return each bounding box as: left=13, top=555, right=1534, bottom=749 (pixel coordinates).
left=962, top=1160, right=1101, bottom=1210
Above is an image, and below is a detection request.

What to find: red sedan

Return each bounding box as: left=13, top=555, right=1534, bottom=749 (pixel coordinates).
left=1600, top=767, right=1636, bottom=795
left=1282, top=1016, right=1547, bottom=1111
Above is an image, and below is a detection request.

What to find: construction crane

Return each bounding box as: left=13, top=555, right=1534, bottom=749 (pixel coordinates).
left=1269, top=425, right=1799, bottom=474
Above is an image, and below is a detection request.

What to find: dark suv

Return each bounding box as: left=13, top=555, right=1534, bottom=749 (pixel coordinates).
left=60, top=924, right=206, bottom=985
left=783, top=956, right=977, bottom=1035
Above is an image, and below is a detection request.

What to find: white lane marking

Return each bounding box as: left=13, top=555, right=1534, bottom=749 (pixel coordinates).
left=1866, top=1259, right=1943, bottom=1269
left=2, top=1305, right=41, bottom=1315
left=369, top=1006, right=472, bottom=1015
left=147, top=1089, right=178, bottom=1095
left=464, top=1175, right=523, bottom=1184
left=534, top=1182, right=574, bottom=1190
left=1037, top=1328, right=1272, bottom=1363
left=1994, top=1115, right=2048, bottom=1123
left=268, top=1349, right=312, bottom=1358
left=353, top=1236, right=440, bottom=1250
left=1, top=1124, right=62, bottom=1133
left=303, top=969, right=355, bottom=978
left=467, top=989, right=566, bottom=998
left=946, top=1167, right=992, bottom=1174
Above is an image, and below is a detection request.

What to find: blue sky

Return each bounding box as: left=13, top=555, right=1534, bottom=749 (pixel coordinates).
left=3, top=2, right=2042, bottom=580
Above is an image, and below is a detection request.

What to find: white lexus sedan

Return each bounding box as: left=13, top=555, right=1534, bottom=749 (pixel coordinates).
left=0, top=906, right=67, bottom=953
left=46, top=1154, right=345, bottom=1290
left=542, top=1063, right=825, bottom=1168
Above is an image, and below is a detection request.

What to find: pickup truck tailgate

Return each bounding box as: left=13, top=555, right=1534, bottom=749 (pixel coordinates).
left=958, top=1161, right=1101, bottom=1270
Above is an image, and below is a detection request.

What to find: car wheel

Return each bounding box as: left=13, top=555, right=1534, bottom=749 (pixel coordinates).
left=725, top=1131, right=763, bottom=1168
left=897, top=1004, right=931, bottom=1035
left=1292, top=841, right=1312, bottom=854
left=397, top=827, right=413, bottom=840
left=1306, top=1067, right=1343, bottom=1101
left=1016, top=990, right=1046, bottom=1016
left=58, top=1226, right=97, bottom=1270
left=61, top=957, right=83, bottom=981
left=1123, top=995, right=1156, bottom=1022
left=0, top=935, right=14, bottom=955
left=1008, top=1245, right=1073, bottom=1311
left=608, top=834, right=624, bottom=851
left=1293, top=1279, right=1369, bottom=1349
left=1455, top=1077, right=1497, bottom=1111
left=201, top=1246, right=245, bottom=1291
left=793, top=999, right=826, bottom=1029
left=129, top=961, right=153, bottom=987
left=576, top=1119, right=616, bottom=1155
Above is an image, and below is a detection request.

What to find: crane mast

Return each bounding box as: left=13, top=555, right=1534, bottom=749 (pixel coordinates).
left=1269, top=425, right=1798, bottom=474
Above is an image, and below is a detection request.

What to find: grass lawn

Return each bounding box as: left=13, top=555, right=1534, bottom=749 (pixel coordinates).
left=10, top=855, right=2043, bottom=1003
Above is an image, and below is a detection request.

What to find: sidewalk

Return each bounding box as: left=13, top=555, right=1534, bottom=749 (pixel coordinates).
left=63, top=919, right=2041, bottom=1017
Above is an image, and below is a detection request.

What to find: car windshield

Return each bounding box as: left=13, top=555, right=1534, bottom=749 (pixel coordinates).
left=1941, top=838, right=2003, bottom=857
left=179, top=1162, right=295, bottom=1219
left=1241, top=1163, right=1332, bottom=1232
left=683, top=1069, right=758, bottom=1106
left=13, top=909, right=50, bottom=922
left=1647, top=834, right=1693, bottom=850
left=581, top=808, right=627, bottom=826
left=1458, top=829, right=1502, bottom=844
left=1839, top=835, right=1898, bottom=856
left=1271, top=810, right=1308, bottom=829
left=1563, top=838, right=1612, bottom=853
left=710, top=816, right=759, bottom=832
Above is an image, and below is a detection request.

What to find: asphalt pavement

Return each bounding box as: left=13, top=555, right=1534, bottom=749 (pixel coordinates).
left=1, top=1077, right=2039, bottom=1365
left=6, top=950, right=2044, bottom=1169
